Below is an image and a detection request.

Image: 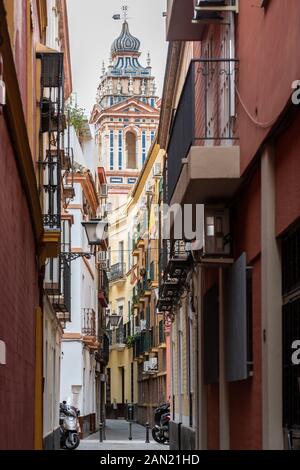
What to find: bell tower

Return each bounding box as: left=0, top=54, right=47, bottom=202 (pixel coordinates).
left=90, top=6, right=160, bottom=210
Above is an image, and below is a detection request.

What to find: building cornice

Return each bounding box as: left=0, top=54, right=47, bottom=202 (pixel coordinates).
left=61, top=213, right=74, bottom=225
left=73, top=173, right=99, bottom=215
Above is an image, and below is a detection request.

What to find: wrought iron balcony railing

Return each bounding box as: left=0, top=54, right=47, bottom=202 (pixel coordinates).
left=37, top=51, right=65, bottom=231
left=40, top=151, right=61, bottom=230
left=98, top=268, right=109, bottom=304
left=82, top=308, right=96, bottom=336
left=109, top=326, right=125, bottom=345
left=167, top=58, right=238, bottom=203
left=44, top=254, right=71, bottom=320
left=101, top=333, right=110, bottom=365
left=159, top=320, right=165, bottom=344
left=109, top=262, right=126, bottom=281
left=133, top=330, right=152, bottom=358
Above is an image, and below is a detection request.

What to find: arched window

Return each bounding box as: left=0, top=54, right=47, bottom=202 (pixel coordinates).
left=126, top=131, right=137, bottom=169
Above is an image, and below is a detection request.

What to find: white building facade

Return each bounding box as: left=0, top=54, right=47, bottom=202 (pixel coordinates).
left=60, top=124, right=109, bottom=436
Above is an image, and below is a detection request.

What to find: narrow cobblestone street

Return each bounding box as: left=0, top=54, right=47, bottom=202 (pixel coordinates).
left=77, top=419, right=168, bottom=450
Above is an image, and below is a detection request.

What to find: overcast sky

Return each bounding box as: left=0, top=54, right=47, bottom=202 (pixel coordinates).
left=67, top=0, right=168, bottom=116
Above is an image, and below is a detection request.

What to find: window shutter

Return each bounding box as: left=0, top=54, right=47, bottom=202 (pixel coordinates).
left=203, top=284, right=219, bottom=384
left=225, top=252, right=249, bottom=381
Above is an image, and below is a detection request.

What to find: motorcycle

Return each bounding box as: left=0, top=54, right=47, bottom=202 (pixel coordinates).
left=59, top=402, right=81, bottom=450
left=152, top=402, right=170, bottom=444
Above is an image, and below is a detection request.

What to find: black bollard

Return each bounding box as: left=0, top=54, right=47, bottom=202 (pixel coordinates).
left=129, top=422, right=132, bottom=441
left=99, top=422, right=103, bottom=443
left=103, top=422, right=106, bottom=440
left=145, top=422, right=150, bottom=443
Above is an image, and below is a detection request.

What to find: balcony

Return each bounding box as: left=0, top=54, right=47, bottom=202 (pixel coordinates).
left=166, top=1, right=239, bottom=41
left=143, top=277, right=151, bottom=297
left=44, top=255, right=71, bottom=325
left=37, top=50, right=65, bottom=258
left=98, top=332, right=110, bottom=365
left=166, top=0, right=205, bottom=41
left=109, top=262, right=126, bottom=282
left=132, top=238, right=140, bottom=256
left=98, top=268, right=109, bottom=307
left=137, top=280, right=145, bottom=302
left=149, top=261, right=158, bottom=288
left=167, top=59, right=240, bottom=206
left=109, top=326, right=125, bottom=351
left=133, top=330, right=152, bottom=359
left=159, top=320, right=166, bottom=346
left=40, top=152, right=61, bottom=232
left=82, top=308, right=96, bottom=337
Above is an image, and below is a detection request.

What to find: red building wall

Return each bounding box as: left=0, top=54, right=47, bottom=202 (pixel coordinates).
left=203, top=169, right=262, bottom=449
left=11, top=0, right=28, bottom=113
left=229, top=170, right=262, bottom=449
left=236, top=0, right=300, bottom=173
left=275, top=110, right=300, bottom=237
left=0, top=115, right=39, bottom=449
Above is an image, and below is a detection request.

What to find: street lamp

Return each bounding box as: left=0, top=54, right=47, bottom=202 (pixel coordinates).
left=81, top=219, right=108, bottom=246
left=109, top=312, right=121, bottom=328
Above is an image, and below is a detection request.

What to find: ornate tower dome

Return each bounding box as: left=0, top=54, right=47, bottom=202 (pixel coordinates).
left=111, top=21, right=140, bottom=57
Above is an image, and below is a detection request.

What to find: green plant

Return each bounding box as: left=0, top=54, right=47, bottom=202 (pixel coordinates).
left=126, top=334, right=139, bottom=348
left=65, top=103, right=87, bottom=132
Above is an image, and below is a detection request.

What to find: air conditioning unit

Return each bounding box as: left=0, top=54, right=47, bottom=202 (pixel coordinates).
left=140, top=319, right=147, bottom=331
left=97, top=251, right=107, bottom=262
left=97, top=251, right=110, bottom=269
left=203, top=207, right=231, bottom=257
left=149, top=357, right=158, bottom=371
left=193, top=0, right=239, bottom=23
left=100, top=184, right=108, bottom=197
left=152, top=163, right=162, bottom=178
left=145, top=181, right=153, bottom=195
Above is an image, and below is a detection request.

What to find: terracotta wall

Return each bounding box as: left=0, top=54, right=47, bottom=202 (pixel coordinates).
left=0, top=115, right=38, bottom=449
left=275, top=109, right=300, bottom=237
left=236, top=0, right=300, bottom=173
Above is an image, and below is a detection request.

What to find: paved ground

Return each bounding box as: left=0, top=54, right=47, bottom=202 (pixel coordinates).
left=78, top=419, right=169, bottom=451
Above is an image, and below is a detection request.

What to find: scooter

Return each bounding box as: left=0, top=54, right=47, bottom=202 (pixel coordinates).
left=152, top=402, right=170, bottom=444
left=59, top=403, right=81, bottom=450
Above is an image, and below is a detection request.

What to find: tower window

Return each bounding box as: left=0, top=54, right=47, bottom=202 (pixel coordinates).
left=142, top=131, right=146, bottom=165
left=126, top=131, right=137, bottom=169
left=110, top=130, right=114, bottom=170
left=118, top=130, right=123, bottom=171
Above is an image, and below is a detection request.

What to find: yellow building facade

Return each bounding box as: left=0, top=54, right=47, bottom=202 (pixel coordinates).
left=106, top=140, right=169, bottom=425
